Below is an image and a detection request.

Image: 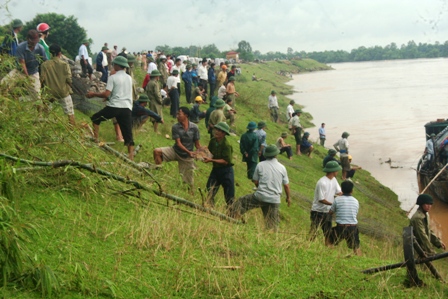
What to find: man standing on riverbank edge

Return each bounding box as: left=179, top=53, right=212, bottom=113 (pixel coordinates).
left=410, top=194, right=446, bottom=256
left=319, top=123, right=326, bottom=146
left=309, top=161, right=342, bottom=245
left=333, top=132, right=350, bottom=180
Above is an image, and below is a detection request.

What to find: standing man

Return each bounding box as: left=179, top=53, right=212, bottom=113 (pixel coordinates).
left=145, top=69, right=163, bottom=133
left=226, top=76, right=239, bottom=108
left=410, top=194, right=446, bottom=256
left=1, top=19, right=23, bottom=56
left=157, top=55, right=168, bottom=85
left=36, top=23, right=50, bottom=59
left=198, top=58, right=208, bottom=96
left=203, top=122, right=235, bottom=209
left=309, top=161, right=342, bottom=245
left=171, top=58, right=183, bottom=97
left=87, top=56, right=135, bottom=160
left=111, top=45, right=118, bottom=61
left=286, top=100, right=295, bottom=121
left=333, top=132, right=350, bottom=180
left=182, top=64, right=193, bottom=104
left=153, top=107, right=202, bottom=191
left=16, top=29, right=48, bottom=94
left=96, top=46, right=109, bottom=83
left=208, top=62, right=216, bottom=98
left=424, top=133, right=436, bottom=169
left=289, top=109, right=303, bottom=155
left=329, top=180, right=361, bottom=255
left=78, top=40, right=92, bottom=80
left=319, top=123, right=326, bottom=146
left=167, top=70, right=180, bottom=118
left=231, top=145, right=291, bottom=230
left=40, top=44, right=75, bottom=125
left=268, top=90, right=279, bottom=123
left=255, top=121, right=267, bottom=162
left=240, top=121, right=260, bottom=182
left=216, top=64, right=227, bottom=92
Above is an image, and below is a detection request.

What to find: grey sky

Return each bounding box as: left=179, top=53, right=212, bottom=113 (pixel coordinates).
left=2, top=0, right=447, bottom=54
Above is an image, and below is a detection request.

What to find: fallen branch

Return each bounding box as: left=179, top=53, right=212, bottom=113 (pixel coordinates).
left=0, top=153, right=241, bottom=224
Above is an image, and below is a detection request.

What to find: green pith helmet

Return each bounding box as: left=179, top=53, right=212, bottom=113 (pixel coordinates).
left=416, top=194, right=433, bottom=205
left=138, top=94, right=150, bottom=102
left=328, top=149, right=337, bottom=155
left=11, top=19, right=23, bottom=29
left=214, top=122, right=230, bottom=135
left=150, top=70, right=162, bottom=77
left=126, top=54, right=136, bottom=63
left=214, top=99, right=226, bottom=108
left=323, top=161, right=342, bottom=173
left=112, top=56, right=129, bottom=68
left=304, top=132, right=310, bottom=136
left=281, top=132, right=288, bottom=138
left=294, top=109, right=302, bottom=114
left=271, top=90, right=276, bottom=94
left=228, top=76, right=235, bottom=81
left=258, top=121, right=266, bottom=129
left=247, top=121, right=257, bottom=130
left=172, top=70, right=179, bottom=75
left=101, top=46, right=108, bottom=51
left=342, top=132, right=350, bottom=138
left=264, top=145, right=280, bottom=158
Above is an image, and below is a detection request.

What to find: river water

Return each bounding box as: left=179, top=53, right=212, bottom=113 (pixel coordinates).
left=289, top=58, right=448, bottom=244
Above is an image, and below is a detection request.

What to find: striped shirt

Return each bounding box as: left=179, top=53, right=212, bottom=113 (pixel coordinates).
left=330, top=195, right=359, bottom=225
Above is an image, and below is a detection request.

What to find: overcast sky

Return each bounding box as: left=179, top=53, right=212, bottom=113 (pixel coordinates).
left=2, top=0, right=447, bottom=54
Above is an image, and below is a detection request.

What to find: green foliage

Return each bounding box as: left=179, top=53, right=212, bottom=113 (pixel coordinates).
left=20, top=13, right=88, bottom=59
left=237, top=40, right=254, bottom=62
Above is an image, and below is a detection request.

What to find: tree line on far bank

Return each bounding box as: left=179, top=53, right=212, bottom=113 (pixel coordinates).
left=1, top=12, right=447, bottom=64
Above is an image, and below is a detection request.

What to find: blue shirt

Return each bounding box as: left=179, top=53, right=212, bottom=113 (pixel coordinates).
left=132, top=101, right=162, bottom=122
left=319, top=127, right=326, bottom=139
left=208, top=67, right=216, bottom=83
left=182, top=70, right=192, bottom=84
left=16, top=41, right=47, bottom=75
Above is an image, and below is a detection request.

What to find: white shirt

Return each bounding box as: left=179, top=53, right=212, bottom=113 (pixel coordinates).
left=311, top=176, right=341, bottom=213
left=334, top=138, right=349, bottom=157
left=147, top=62, right=157, bottom=74
left=161, top=89, right=167, bottom=99
left=101, top=51, right=108, bottom=67
left=268, top=95, right=278, bottom=108
left=197, top=64, right=208, bottom=80
left=286, top=104, right=294, bottom=120
left=106, top=70, right=133, bottom=110
left=253, top=158, right=289, bottom=204
left=217, top=85, right=226, bottom=99
left=78, top=44, right=89, bottom=59
left=171, top=64, right=182, bottom=84
left=167, top=75, right=178, bottom=89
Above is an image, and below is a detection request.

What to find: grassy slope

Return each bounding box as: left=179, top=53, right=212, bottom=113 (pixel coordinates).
left=1, top=59, right=447, bottom=298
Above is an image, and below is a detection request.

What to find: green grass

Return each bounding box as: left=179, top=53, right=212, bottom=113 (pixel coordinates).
left=0, top=58, right=447, bottom=298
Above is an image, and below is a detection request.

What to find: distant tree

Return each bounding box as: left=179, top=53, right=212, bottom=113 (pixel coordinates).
left=201, top=43, right=221, bottom=58
left=155, top=44, right=172, bottom=54
left=237, top=40, right=254, bottom=61
left=21, top=13, right=88, bottom=59
left=171, top=46, right=189, bottom=56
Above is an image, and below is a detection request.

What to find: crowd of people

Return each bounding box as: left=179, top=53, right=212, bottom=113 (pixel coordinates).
left=1, top=20, right=444, bottom=258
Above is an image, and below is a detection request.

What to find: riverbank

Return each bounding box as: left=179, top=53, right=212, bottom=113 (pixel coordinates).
left=288, top=58, right=448, bottom=245
left=1, top=59, right=446, bottom=298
